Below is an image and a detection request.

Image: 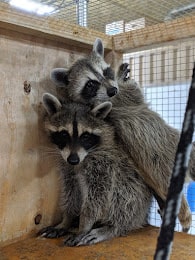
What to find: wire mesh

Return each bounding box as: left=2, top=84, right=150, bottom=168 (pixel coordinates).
left=1, top=0, right=195, bottom=34
left=123, top=38, right=195, bottom=235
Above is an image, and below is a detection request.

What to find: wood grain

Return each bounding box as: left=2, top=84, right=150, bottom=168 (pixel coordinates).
left=113, top=16, right=195, bottom=52
left=0, top=27, right=87, bottom=244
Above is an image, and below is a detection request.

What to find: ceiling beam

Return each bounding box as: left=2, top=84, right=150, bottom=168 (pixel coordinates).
left=0, top=2, right=112, bottom=51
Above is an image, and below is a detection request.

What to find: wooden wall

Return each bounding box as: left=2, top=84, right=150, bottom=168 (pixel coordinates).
left=0, top=27, right=89, bottom=244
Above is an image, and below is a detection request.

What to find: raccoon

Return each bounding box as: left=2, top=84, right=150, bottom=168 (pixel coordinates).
left=111, top=63, right=194, bottom=231
left=51, top=38, right=118, bottom=106
left=39, top=93, right=152, bottom=246
left=50, top=39, right=194, bottom=232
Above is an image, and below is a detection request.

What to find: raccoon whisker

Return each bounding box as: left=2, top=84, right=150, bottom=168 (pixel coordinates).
left=39, top=146, right=60, bottom=153
left=41, top=154, right=60, bottom=161
left=39, top=146, right=61, bottom=160
left=41, top=151, right=60, bottom=157
left=41, top=150, right=59, bottom=155
left=42, top=151, right=60, bottom=156
left=87, top=145, right=99, bottom=153
left=41, top=156, right=61, bottom=166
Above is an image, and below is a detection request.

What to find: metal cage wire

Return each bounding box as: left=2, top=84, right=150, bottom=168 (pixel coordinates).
left=123, top=38, right=195, bottom=235
left=2, top=0, right=195, bottom=33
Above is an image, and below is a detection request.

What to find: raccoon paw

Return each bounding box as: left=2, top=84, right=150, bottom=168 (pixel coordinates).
left=76, top=230, right=101, bottom=246
left=64, top=232, right=87, bottom=247
left=117, top=63, right=130, bottom=82
left=38, top=226, right=68, bottom=238
left=64, top=229, right=105, bottom=246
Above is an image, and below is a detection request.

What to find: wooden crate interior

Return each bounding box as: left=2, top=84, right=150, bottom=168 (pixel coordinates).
left=0, top=0, right=195, bottom=258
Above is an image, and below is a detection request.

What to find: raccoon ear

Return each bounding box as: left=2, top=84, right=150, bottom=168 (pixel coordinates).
left=50, top=68, right=69, bottom=86
left=91, top=101, right=112, bottom=119
left=93, top=38, right=104, bottom=57
left=42, top=93, right=62, bottom=115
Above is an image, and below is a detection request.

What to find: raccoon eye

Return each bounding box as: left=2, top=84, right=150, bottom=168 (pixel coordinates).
left=103, top=67, right=115, bottom=80
left=80, top=132, right=100, bottom=150
left=50, top=130, right=70, bottom=150
left=82, top=80, right=100, bottom=100
left=86, top=80, right=99, bottom=89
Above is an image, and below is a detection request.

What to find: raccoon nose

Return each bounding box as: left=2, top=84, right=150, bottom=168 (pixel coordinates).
left=67, top=153, right=80, bottom=165
left=107, top=87, right=118, bottom=97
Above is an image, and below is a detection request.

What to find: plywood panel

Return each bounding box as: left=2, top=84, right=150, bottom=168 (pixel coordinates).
left=0, top=28, right=87, bottom=244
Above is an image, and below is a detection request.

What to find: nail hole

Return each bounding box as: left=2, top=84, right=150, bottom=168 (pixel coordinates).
left=34, top=214, right=42, bottom=225
left=24, top=80, right=31, bottom=94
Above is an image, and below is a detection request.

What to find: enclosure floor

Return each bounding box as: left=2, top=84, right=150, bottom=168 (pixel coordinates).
left=1, top=226, right=195, bottom=260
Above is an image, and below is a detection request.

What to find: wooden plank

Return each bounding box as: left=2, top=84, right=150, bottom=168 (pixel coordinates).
left=0, top=27, right=87, bottom=244
left=113, top=16, right=195, bottom=53
left=1, top=226, right=195, bottom=259
left=0, top=2, right=112, bottom=51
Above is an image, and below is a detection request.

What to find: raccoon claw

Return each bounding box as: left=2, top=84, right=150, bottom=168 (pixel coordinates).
left=118, top=63, right=130, bottom=81
left=38, top=226, right=68, bottom=238
left=64, top=232, right=88, bottom=247
left=64, top=234, right=79, bottom=246
left=76, top=233, right=98, bottom=246
left=64, top=229, right=102, bottom=246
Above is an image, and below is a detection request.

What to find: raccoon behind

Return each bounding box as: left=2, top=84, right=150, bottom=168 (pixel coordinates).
left=50, top=39, right=194, bottom=232
left=109, top=63, right=194, bottom=231
left=39, top=93, right=152, bottom=246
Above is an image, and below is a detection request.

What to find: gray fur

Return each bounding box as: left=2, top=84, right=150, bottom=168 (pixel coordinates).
left=49, top=39, right=194, bottom=231
left=50, top=39, right=118, bottom=105
left=39, top=94, right=152, bottom=246
left=110, top=67, right=193, bottom=230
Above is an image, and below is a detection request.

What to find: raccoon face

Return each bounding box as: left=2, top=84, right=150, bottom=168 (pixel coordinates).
left=42, top=93, right=112, bottom=166
left=49, top=124, right=101, bottom=165
left=50, top=39, right=118, bottom=106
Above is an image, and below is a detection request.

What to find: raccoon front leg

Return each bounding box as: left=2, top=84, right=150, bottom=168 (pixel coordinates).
left=66, top=226, right=116, bottom=246
left=63, top=219, right=95, bottom=246
left=117, top=63, right=130, bottom=81
left=64, top=175, right=113, bottom=245
left=63, top=204, right=100, bottom=246
left=117, top=63, right=138, bottom=87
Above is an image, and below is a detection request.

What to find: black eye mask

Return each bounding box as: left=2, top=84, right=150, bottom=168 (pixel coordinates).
left=103, top=67, right=115, bottom=80
left=50, top=130, right=70, bottom=150
left=81, top=80, right=100, bottom=100
left=80, top=132, right=101, bottom=150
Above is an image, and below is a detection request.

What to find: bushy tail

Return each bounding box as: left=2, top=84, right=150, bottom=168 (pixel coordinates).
left=188, top=141, right=195, bottom=181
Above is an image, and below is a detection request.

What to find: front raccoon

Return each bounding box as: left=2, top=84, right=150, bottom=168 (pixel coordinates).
left=39, top=93, right=152, bottom=246
left=50, top=39, right=194, bottom=232
left=51, top=38, right=118, bottom=106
